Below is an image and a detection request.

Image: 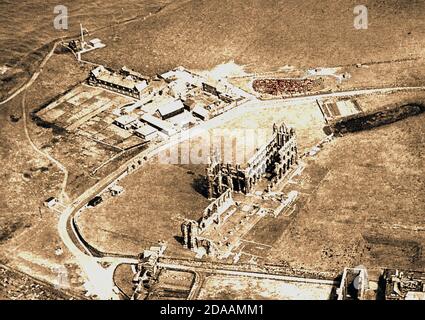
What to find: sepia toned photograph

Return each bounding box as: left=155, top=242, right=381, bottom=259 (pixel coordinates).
left=0, top=0, right=424, bottom=307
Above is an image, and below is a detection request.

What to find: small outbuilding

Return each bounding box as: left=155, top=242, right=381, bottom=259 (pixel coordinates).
left=192, top=105, right=210, bottom=121
left=44, top=197, right=58, bottom=208
left=114, top=115, right=138, bottom=130
left=110, top=185, right=124, bottom=196
left=155, top=99, right=185, bottom=120
left=134, top=125, right=158, bottom=141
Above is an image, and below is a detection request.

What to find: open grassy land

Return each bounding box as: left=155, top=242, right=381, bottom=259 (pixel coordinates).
left=0, top=263, right=79, bottom=300
left=0, top=53, right=98, bottom=295
left=76, top=162, right=210, bottom=256
left=267, top=112, right=425, bottom=272
left=356, top=90, right=425, bottom=113
left=0, top=52, right=85, bottom=244
left=0, top=0, right=172, bottom=99
left=86, top=0, right=425, bottom=80
left=0, top=93, right=88, bottom=295
left=0, top=94, right=62, bottom=245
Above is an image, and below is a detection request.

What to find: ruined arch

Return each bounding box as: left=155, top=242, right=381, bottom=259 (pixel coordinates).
left=211, top=203, right=218, bottom=214
left=206, top=208, right=212, bottom=218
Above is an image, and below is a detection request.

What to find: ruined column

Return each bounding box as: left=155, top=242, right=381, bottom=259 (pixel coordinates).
left=245, top=177, right=251, bottom=194
left=189, top=221, right=198, bottom=251
left=181, top=222, right=189, bottom=249
left=214, top=166, right=224, bottom=197
left=206, top=166, right=215, bottom=199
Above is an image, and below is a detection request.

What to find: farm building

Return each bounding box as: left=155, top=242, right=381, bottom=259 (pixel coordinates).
left=114, top=115, right=138, bottom=130
left=192, top=105, right=210, bottom=121
left=155, top=99, right=185, bottom=120
left=141, top=114, right=177, bottom=136
left=134, top=125, right=159, bottom=141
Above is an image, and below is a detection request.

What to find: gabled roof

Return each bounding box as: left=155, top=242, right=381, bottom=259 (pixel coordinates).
left=114, top=115, right=137, bottom=126
left=156, top=99, right=184, bottom=117
left=192, top=105, right=209, bottom=118
left=141, top=114, right=176, bottom=135
left=135, top=125, right=158, bottom=136
left=135, top=81, right=148, bottom=92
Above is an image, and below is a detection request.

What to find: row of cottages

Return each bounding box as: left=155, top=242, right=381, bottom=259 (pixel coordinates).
left=88, top=66, right=149, bottom=99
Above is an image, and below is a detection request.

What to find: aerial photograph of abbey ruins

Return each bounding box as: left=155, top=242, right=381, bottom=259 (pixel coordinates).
left=0, top=0, right=424, bottom=301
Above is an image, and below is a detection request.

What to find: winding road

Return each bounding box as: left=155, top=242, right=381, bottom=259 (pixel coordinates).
left=0, top=43, right=58, bottom=106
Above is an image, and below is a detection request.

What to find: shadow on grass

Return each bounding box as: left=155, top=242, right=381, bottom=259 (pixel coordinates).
left=191, top=174, right=208, bottom=198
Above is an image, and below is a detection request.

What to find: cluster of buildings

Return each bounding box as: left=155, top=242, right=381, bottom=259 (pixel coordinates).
left=87, top=65, right=245, bottom=144
left=337, top=267, right=369, bottom=300
left=131, top=243, right=167, bottom=300
left=336, top=267, right=425, bottom=300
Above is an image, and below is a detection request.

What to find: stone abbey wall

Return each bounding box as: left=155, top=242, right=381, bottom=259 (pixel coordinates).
left=206, top=122, right=298, bottom=199
left=181, top=189, right=234, bottom=255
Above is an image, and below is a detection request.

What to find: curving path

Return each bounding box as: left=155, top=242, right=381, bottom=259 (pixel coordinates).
left=0, top=43, right=58, bottom=106
left=21, top=93, right=69, bottom=203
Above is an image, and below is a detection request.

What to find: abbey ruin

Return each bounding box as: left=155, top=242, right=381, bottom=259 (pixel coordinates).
left=181, top=122, right=300, bottom=258
left=206, top=123, right=298, bottom=199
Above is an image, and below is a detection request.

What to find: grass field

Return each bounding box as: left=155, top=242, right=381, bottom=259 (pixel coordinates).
left=266, top=112, right=425, bottom=272
left=0, top=53, right=106, bottom=293
left=76, top=161, right=210, bottom=255
left=0, top=0, right=172, bottom=99
left=86, top=0, right=425, bottom=79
